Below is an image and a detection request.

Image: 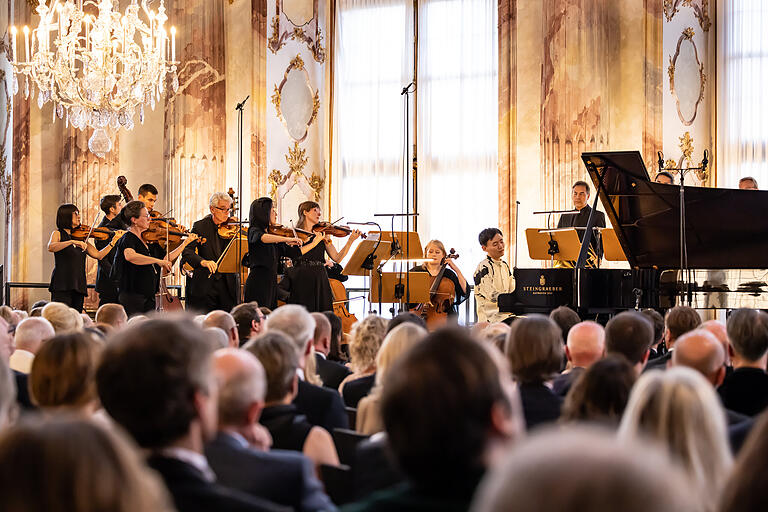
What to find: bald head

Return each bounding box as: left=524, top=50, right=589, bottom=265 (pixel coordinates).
left=566, top=321, right=605, bottom=368
left=14, top=317, right=55, bottom=354
left=671, top=330, right=726, bottom=387
left=701, top=320, right=731, bottom=366
left=203, top=310, right=239, bottom=348
left=95, top=304, right=127, bottom=329
left=312, top=312, right=332, bottom=355
left=213, top=348, right=266, bottom=427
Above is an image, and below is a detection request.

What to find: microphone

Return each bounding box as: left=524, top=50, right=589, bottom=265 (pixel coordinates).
left=235, top=95, right=250, bottom=111
left=400, top=82, right=414, bottom=95
left=702, top=149, right=709, bottom=172
left=657, top=151, right=664, bottom=171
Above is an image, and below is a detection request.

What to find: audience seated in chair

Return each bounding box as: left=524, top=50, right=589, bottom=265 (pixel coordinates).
left=641, top=308, right=666, bottom=360
left=645, top=306, right=702, bottom=372
left=552, top=321, right=604, bottom=396
left=312, top=312, right=351, bottom=390
left=560, top=355, right=636, bottom=426
left=95, top=303, right=128, bottom=330
left=231, top=301, right=265, bottom=347
left=604, top=310, right=654, bottom=376
left=203, top=310, right=240, bottom=349
left=339, top=315, right=388, bottom=408
left=720, top=411, right=768, bottom=512
left=8, top=317, right=55, bottom=374
left=549, top=306, right=580, bottom=347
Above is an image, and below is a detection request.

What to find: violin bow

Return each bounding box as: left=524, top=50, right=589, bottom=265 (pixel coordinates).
left=81, top=212, right=104, bottom=252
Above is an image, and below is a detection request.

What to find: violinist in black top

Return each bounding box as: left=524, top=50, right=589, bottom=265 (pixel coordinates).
left=47, top=204, right=126, bottom=312
left=181, top=192, right=238, bottom=313
left=112, top=200, right=197, bottom=316
left=410, top=239, right=469, bottom=318
left=94, top=194, right=125, bottom=306
left=244, top=197, right=304, bottom=310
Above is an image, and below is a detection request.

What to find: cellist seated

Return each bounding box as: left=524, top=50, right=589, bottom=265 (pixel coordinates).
left=409, top=240, right=469, bottom=327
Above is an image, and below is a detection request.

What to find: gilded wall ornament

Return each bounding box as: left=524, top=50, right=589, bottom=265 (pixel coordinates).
left=268, top=0, right=325, bottom=62
left=679, top=131, right=694, bottom=167
left=663, top=0, right=711, bottom=32
left=272, top=55, right=320, bottom=142
left=668, top=28, right=706, bottom=126
left=269, top=142, right=324, bottom=202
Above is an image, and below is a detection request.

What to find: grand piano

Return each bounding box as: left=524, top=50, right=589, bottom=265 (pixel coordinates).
left=499, top=151, right=768, bottom=316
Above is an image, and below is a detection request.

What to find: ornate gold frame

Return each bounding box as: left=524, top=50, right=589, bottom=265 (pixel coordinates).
left=268, top=0, right=326, bottom=63
left=668, top=27, right=706, bottom=127
left=270, top=54, right=320, bottom=143
left=663, top=0, right=711, bottom=32
left=269, top=142, right=324, bottom=202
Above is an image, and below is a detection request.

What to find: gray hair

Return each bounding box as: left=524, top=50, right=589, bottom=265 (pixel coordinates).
left=209, top=192, right=233, bottom=209
left=14, top=317, right=55, bottom=352
left=265, top=305, right=315, bottom=355
left=216, top=352, right=267, bottom=426
left=204, top=327, right=229, bottom=350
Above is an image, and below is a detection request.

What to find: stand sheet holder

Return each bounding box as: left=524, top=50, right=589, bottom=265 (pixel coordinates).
left=525, top=228, right=582, bottom=263
left=216, top=236, right=249, bottom=273
left=369, top=272, right=430, bottom=304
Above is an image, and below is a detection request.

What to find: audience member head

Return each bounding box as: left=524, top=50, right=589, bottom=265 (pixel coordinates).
left=665, top=306, right=702, bottom=348
left=373, top=323, right=427, bottom=389
left=126, top=315, right=147, bottom=326
left=386, top=312, right=427, bottom=334
left=382, top=328, right=519, bottom=488
left=13, top=317, right=55, bottom=355
left=349, top=315, right=388, bottom=374
left=701, top=320, right=731, bottom=366
left=322, top=311, right=346, bottom=361
left=31, top=300, right=49, bottom=310
left=265, top=304, right=315, bottom=370
left=641, top=308, right=665, bottom=348
left=720, top=412, right=768, bottom=512
left=549, top=306, right=581, bottom=343
left=97, top=318, right=218, bottom=450
left=230, top=301, right=264, bottom=346
left=29, top=307, right=43, bottom=318
left=203, top=310, right=239, bottom=348
left=30, top=332, right=104, bottom=415
left=80, top=313, right=94, bottom=328
left=604, top=311, right=653, bottom=373
left=671, top=329, right=726, bottom=387
left=475, top=322, right=510, bottom=352
left=0, top=358, right=16, bottom=430
left=654, top=171, right=675, bottom=185
left=619, top=367, right=732, bottom=502
left=739, top=176, right=759, bottom=190
left=213, top=349, right=266, bottom=436
left=560, top=355, right=636, bottom=425
left=726, top=308, right=768, bottom=366
left=565, top=321, right=605, bottom=369
left=0, top=317, right=12, bottom=363
left=204, top=327, right=229, bottom=350
left=95, top=304, right=128, bottom=330
left=244, top=331, right=298, bottom=405
left=0, top=305, right=20, bottom=327
left=505, top=314, right=563, bottom=384
left=311, top=312, right=332, bottom=356
left=0, top=417, right=171, bottom=512
left=472, top=427, right=700, bottom=512
left=41, top=302, right=81, bottom=334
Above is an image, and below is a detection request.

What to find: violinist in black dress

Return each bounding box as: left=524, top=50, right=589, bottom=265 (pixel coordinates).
left=289, top=201, right=361, bottom=313
left=182, top=192, right=239, bottom=313
left=244, top=197, right=304, bottom=310
left=112, top=201, right=196, bottom=316
left=410, top=239, right=469, bottom=317
left=47, top=204, right=125, bottom=312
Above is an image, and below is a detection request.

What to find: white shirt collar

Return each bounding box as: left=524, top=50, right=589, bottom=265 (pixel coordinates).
left=159, top=447, right=216, bottom=482
left=296, top=368, right=305, bottom=380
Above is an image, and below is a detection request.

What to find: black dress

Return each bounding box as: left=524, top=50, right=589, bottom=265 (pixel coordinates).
left=409, top=265, right=469, bottom=316
left=94, top=216, right=125, bottom=306
left=259, top=404, right=313, bottom=453
left=49, top=229, right=87, bottom=311
left=113, top=231, right=158, bottom=316
left=244, top=225, right=300, bottom=310
left=288, top=241, right=333, bottom=313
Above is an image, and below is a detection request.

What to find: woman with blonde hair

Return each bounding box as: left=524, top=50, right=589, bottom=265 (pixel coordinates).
left=339, top=315, right=388, bottom=407
left=41, top=302, right=83, bottom=334
left=618, top=366, right=732, bottom=509
left=357, top=322, right=427, bottom=434
left=0, top=417, right=171, bottom=512
left=410, top=239, right=469, bottom=320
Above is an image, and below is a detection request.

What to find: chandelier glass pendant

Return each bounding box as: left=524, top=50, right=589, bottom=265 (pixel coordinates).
left=9, top=0, right=178, bottom=157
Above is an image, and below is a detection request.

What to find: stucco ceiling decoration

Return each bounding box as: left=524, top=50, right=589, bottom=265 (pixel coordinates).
left=668, top=27, right=706, bottom=126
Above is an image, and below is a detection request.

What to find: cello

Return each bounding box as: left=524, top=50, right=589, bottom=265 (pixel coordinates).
left=410, top=249, right=459, bottom=330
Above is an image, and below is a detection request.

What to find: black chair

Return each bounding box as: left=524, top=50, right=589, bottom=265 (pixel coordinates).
left=332, top=428, right=369, bottom=467
left=319, top=463, right=355, bottom=506
left=345, top=406, right=357, bottom=427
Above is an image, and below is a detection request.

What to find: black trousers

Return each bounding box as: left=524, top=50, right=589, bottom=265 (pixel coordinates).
left=187, top=276, right=236, bottom=314
left=50, top=290, right=86, bottom=312
left=119, top=291, right=155, bottom=317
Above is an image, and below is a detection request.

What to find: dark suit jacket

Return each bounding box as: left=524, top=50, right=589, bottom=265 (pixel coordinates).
left=342, top=374, right=376, bottom=408
left=146, top=454, right=287, bottom=512
left=519, top=382, right=562, bottom=430
left=13, top=370, right=34, bottom=411
left=729, top=417, right=755, bottom=455
left=644, top=351, right=672, bottom=372
left=316, top=353, right=351, bottom=390
left=354, top=434, right=404, bottom=500
left=205, top=432, right=335, bottom=512
left=552, top=367, right=584, bottom=397
left=181, top=215, right=237, bottom=311
left=294, top=379, right=349, bottom=432
left=718, top=367, right=768, bottom=417
left=95, top=215, right=126, bottom=297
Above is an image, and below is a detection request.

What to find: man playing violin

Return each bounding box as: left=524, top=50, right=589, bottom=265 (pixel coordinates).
left=95, top=194, right=125, bottom=306
left=137, top=183, right=158, bottom=214
left=47, top=204, right=126, bottom=312
left=181, top=192, right=239, bottom=313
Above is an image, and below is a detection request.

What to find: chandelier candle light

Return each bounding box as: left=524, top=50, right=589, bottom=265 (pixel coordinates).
left=9, top=0, right=179, bottom=157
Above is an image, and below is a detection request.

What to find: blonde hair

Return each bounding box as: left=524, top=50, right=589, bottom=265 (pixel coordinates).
left=618, top=367, right=732, bottom=506
left=304, top=345, right=323, bottom=386
left=374, top=323, right=427, bottom=387
left=424, top=239, right=447, bottom=258
left=41, top=302, right=81, bottom=334
left=349, top=315, right=388, bottom=373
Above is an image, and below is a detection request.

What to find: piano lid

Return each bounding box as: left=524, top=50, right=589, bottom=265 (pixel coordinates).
left=581, top=150, right=768, bottom=270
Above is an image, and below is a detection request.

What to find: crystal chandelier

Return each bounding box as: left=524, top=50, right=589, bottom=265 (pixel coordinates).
left=9, top=0, right=179, bottom=157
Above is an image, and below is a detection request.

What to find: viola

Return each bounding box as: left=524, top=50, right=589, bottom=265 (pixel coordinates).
left=312, top=222, right=366, bottom=239
left=268, top=223, right=313, bottom=242
left=410, top=249, right=459, bottom=330
left=218, top=218, right=248, bottom=239
left=142, top=224, right=205, bottom=246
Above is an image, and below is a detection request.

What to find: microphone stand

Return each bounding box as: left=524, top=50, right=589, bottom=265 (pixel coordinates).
left=235, top=95, right=250, bottom=304
left=348, top=221, right=383, bottom=315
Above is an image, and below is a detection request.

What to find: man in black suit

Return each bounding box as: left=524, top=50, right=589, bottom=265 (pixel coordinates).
left=556, top=180, right=606, bottom=267
left=311, top=312, right=350, bottom=389
left=206, top=349, right=335, bottom=512
left=645, top=306, right=701, bottom=372
left=718, top=308, right=768, bottom=416
left=604, top=311, right=654, bottom=376
left=182, top=192, right=238, bottom=313
left=96, top=318, right=284, bottom=512
left=94, top=194, right=125, bottom=305
left=266, top=305, right=349, bottom=431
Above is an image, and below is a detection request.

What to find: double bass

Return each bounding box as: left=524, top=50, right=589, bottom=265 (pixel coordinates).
left=410, top=249, right=459, bottom=330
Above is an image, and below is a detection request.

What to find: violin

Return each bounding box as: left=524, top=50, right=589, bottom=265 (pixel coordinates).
left=70, top=225, right=119, bottom=242
left=268, top=224, right=313, bottom=242
left=312, top=222, right=366, bottom=239
left=142, top=223, right=205, bottom=246
left=117, top=176, right=187, bottom=245
left=410, top=249, right=459, bottom=330
left=218, top=218, right=248, bottom=239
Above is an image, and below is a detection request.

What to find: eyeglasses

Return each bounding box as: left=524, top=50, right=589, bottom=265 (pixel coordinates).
left=212, top=206, right=229, bottom=212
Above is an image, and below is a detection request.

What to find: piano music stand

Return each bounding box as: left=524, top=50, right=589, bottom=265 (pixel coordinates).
left=601, top=228, right=627, bottom=262
left=526, top=228, right=582, bottom=265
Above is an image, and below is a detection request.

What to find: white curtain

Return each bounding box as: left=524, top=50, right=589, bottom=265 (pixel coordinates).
left=718, top=0, right=768, bottom=187
left=331, top=0, right=413, bottom=226
left=417, top=0, right=498, bottom=277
